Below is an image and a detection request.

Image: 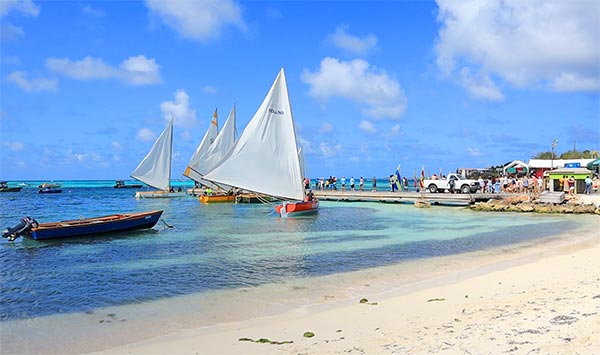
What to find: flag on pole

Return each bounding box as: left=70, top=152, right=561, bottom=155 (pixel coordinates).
left=420, top=166, right=425, bottom=189
left=413, top=169, right=417, bottom=188
left=394, top=165, right=402, bottom=191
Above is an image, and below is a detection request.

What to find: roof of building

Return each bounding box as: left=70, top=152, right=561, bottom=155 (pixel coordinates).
left=528, top=159, right=595, bottom=169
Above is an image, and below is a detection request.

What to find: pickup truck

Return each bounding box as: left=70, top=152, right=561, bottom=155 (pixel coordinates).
left=424, top=174, right=479, bottom=194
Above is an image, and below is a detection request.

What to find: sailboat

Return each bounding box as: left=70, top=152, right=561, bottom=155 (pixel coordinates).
left=202, top=68, right=318, bottom=216
left=197, top=105, right=238, bottom=203
left=183, top=109, right=218, bottom=196
left=130, top=119, right=186, bottom=198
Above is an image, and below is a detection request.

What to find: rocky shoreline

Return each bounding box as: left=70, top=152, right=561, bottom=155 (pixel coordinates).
left=469, top=194, right=600, bottom=215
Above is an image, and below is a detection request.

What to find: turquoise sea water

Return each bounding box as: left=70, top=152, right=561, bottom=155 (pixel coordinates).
left=0, top=181, right=597, bottom=353
left=1, top=180, right=592, bottom=319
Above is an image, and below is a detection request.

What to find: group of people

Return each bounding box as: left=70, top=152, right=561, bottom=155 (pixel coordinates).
left=314, top=176, right=370, bottom=191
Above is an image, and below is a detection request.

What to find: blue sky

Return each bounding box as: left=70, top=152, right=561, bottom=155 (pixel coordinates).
left=1, top=0, right=599, bottom=181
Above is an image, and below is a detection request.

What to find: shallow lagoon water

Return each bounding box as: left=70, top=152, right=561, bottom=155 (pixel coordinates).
left=1, top=184, right=588, bottom=324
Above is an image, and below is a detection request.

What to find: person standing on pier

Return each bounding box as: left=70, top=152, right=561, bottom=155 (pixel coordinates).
left=372, top=176, right=377, bottom=191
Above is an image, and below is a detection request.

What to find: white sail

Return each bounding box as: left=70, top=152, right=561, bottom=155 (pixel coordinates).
left=183, top=109, right=218, bottom=182
left=203, top=68, right=304, bottom=201
left=199, top=105, right=237, bottom=190
left=131, top=119, right=174, bottom=191
left=298, top=147, right=307, bottom=180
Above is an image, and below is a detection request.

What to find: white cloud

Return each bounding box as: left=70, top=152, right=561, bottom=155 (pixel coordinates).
left=302, top=57, right=407, bottom=119
left=10, top=141, right=23, bottom=151
left=0, top=0, right=39, bottom=17
left=358, top=120, right=377, bottom=134
left=265, top=6, right=282, bottom=20
left=327, top=24, right=378, bottom=55
left=467, top=147, right=483, bottom=157
left=435, top=0, right=600, bottom=98
left=160, top=89, right=197, bottom=128
left=1, top=23, right=24, bottom=42
left=119, top=55, right=161, bottom=85
left=145, top=0, right=245, bottom=41
left=319, top=142, right=342, bottom=158
left=459, top=67, right=504, bottom=101
left=82, top=5, right=106, bottom=18
left=202, top=85, right=217, bottom=94
left=318, top=122, right=334, bottom=134
left=136, top=128, right=157, bottom=142
left=46, top=55, right=161, bottom=85
left=0, top=0, right=38, bottom=42
left=2, top=140, right=24, bottom=152
left=389, top=124, right=401, bottom=136
left=47, top=56, right=116, bottom=80
left=7, top=71, right=57, bottom=92
left=111, top=141, right=122, bottom=150
left=2, top=55, right=21, bottom=65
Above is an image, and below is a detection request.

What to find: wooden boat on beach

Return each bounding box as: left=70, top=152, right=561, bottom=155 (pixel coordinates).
left=0, top=181, right=22, bottom=192
left=202, top=68, right=318, bottom=216
left=2, top=210, right=163, bottom=241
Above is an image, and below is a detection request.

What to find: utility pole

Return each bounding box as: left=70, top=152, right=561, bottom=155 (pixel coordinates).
left=551, top=139, right=558, bottom=169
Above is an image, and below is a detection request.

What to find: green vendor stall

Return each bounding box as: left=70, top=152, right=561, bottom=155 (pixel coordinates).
left=545, top=167, right=593, bottom=194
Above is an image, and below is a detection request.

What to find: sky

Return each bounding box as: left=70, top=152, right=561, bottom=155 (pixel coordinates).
left=1, top=0, right=599, bottom=181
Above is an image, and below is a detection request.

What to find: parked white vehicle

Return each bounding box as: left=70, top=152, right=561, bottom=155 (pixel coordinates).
left=424, top=173, right=479, bottom=194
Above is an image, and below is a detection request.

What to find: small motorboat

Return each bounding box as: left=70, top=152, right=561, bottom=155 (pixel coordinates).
left=0, top=181, right=22, bottom=192
left=38, top=183, right=62, bottom=194
left=114, top=180, right=143, bottom=189
left=2, top=210, right=164, bottom=241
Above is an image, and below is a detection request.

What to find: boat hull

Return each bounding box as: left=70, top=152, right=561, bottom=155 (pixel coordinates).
left=29, top=210, right=164, bottom=240
left=235, top=193, right=277, bottom=203
left=199, top=194, right=236, bottom=203
left=39, top=189, right=62, bottom=194
left=0, top=187, right=22, bottom=192
left=275, top=200, right=319, bottom=216
left=135, top=190, right=186, bottom=198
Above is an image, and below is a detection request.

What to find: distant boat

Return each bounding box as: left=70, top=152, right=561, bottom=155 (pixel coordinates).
left=130, top=119, right=185, bottom=198
left=38, top=183, right=62, bottom=194
left=114, top=180, right=143, bottom=189
left=202, top=68, right=318, bottom=216
left=2, top=210, right=163, bottom=241
left=0, top=181, right=22, bottom=192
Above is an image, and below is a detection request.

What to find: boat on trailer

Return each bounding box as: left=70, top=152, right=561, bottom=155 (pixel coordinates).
left=2, top=210, right=164, bottom=241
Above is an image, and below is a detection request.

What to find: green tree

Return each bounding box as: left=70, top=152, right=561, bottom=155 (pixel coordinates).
left=532, top=151, right=555, bottom=159
left=560, top=149, right=592, bottom=159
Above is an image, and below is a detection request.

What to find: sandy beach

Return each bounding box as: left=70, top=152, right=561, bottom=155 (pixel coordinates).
left=92, top=222, right=600, bottom=355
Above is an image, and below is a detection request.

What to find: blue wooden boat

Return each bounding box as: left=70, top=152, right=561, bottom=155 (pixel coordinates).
left=2, top=210, right=163, bottom=241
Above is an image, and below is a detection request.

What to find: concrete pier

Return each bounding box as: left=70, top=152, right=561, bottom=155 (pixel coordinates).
left=313, top=190, right=507, bottom=206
